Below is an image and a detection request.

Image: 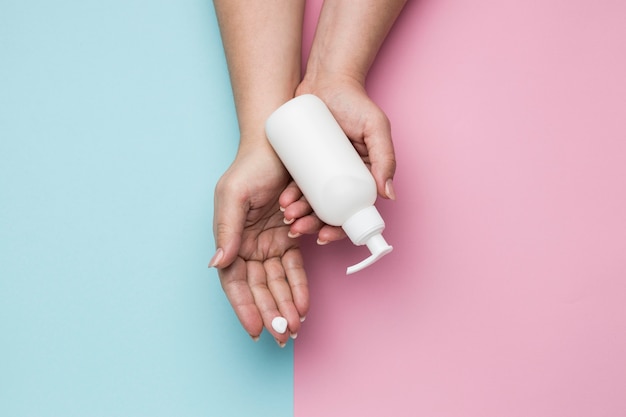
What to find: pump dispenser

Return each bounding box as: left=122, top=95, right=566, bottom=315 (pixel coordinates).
left=265, top=94, right=392, bottom=274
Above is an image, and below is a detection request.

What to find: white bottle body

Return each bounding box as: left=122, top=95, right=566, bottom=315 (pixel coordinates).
left=266, top=94, right=392, bottom=274
left=265, top=94, right=376, bottom=226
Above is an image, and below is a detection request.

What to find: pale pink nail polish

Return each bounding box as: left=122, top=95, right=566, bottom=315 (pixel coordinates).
left=385, top=178, right=396, bottom=200
left=209, top=248, right=224, bottom=268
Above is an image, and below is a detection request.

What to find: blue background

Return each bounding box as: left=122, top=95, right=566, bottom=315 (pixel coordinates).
left=0, top=1, right=293, bottom=415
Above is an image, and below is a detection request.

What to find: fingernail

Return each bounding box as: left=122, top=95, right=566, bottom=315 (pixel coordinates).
left=288, top=231, right=301, bottom=239
left=276, top=339, right=287, bottom=348
left=385, top=179, right=396, bottom=200
left=271, top=316, right=288, bottom=334
left=283, top=217, right=295, bottom=225
left=279, top=206, right=286, bottom=212
left=316, top=238, right=329, bottom=245
left=209, top=248, right=224, bottom=268
left=300, top=316, right=306, bottom=323
left=290, top=333, right=298, bottom=340
left=251, top=335, right=260, bottom=342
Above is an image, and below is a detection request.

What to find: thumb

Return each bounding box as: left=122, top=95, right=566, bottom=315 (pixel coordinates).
left=365, top=112, right=397, bottom=200
left=210, top=180, right=247, bottom=269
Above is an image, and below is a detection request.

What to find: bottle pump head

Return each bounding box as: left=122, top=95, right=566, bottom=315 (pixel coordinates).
left=342, top=206, right=393, bottom=274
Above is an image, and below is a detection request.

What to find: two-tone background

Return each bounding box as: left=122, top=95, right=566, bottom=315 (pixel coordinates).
left=2, top=1, right=625, bottom=416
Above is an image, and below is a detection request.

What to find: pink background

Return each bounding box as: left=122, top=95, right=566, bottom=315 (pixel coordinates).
left=296, top=1, right=626, bottom=416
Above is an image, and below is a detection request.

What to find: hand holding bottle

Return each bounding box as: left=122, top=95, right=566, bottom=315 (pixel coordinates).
left=276, top=0, right=405, bottom=244
left=279, top=75, right=397, bottom=244
left=267, top=94, right=393, bottom=274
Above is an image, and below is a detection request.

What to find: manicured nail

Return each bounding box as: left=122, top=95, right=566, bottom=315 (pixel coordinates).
left=385, top=178, right=396, bottom=200
left=271, top=316, right=288, bottom=334
left=316, top=238, right=329, bottom=245
left=300, top=316, right=306, bottom=323
left=251, top=335, right=260, bottom=342
left=279, top=206, right=286, bottom=212
left=276, top=339, right=287, bottom=348
left=209, top=248, right=224, bottom=268
left=290, top=333, right=298, bottom=340
left=288, top=231, right=302, bottom=239
left=283, top=217, right=295, bottom=225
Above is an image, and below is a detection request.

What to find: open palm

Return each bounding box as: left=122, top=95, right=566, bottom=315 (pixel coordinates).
left=213, top=147, right=308, bottom=346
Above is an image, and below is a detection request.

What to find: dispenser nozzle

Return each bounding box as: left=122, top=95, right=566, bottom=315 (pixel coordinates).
left=346, top=234, right=393, bottom=274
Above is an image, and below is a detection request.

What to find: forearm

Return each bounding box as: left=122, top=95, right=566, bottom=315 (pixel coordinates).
left=305, top=0, right=407, bottom=85
left=214, top=0, right=304, bottom=149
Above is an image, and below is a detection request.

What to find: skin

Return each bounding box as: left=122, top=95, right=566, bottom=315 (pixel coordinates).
left=211, top=0, right=407, bottom=344
left=212, top=0, right=307, bottom=347
left=280, top=0, right=407, bottom=243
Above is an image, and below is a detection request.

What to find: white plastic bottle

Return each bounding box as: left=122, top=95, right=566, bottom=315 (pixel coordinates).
left=265, top=94, right=392, bottom=274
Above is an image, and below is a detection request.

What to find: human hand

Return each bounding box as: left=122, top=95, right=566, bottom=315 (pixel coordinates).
left=211, top=142, right=309, bottom=346
left=279, top=74, right=397, bottom=244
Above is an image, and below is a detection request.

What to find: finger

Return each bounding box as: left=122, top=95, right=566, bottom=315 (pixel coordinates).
left=317, top=224, right=347, bottom=245
left=364, top=111, right=397, bottom=200
left=282, top=248, right=309, bottom=324
left=289, top=213, right=325, bottom=237
left=247, top=260, right=291, bottom=346
left=218, top=257, right=264, bottom=340
left=283, top=197, right=313, bottom=225
left=265, top=257, right=302, bottom=338
left=211, top=178, right=246, bottom=268
left=278, top=181, right=303, bottom=210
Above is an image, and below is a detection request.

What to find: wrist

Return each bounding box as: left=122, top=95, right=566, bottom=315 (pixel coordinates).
left=297, top=70, right=365, bottom=100
left=301, top=57, right=366, bottom=91
left=237, top=133, right=276, bottom=156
